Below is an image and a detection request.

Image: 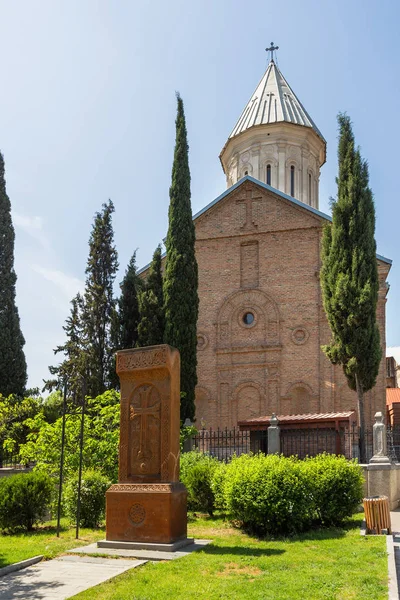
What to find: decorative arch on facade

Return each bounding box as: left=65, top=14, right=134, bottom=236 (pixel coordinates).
left=240, top=163, right=253, bottom=178
left=232, top=380, right=264, bottom=424
left=195, top=386, right=214, bottom=428
left=282, top=381, right=317, bottom=416
left=216, top=288, right=280, bottom=349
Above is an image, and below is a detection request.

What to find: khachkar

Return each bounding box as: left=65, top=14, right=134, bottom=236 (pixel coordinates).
left=104, top=345, right=189, bottom=547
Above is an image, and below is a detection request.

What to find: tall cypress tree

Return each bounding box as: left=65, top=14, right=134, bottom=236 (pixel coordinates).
left=82, top=200, right=119, bottom=397
left=321, top=114, right=381, bottom=462
left=119, top=251, right=142, bottom=350
left=137, top=245, right=164, bottom=347
left=45, top=293, right=86, bottom=401
left=0, top=152, right=27, bottom=397
left=164, top=94, right=199, bottom=421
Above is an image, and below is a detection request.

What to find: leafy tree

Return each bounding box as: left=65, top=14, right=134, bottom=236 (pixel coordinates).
left=163, top=94, right=199, bottom=421
left=0, top=394, right=40, bottom=465
left=19, top=391, right=120, bottom=482
left=138, top=245, right=164, bottom=346
left=320, top=114, right=381, bottom=462
left=119, top=251, right=142, bottom=350
left=83, top=201, right=119, bottom=396
left=0, top=152, right=27, bottom=396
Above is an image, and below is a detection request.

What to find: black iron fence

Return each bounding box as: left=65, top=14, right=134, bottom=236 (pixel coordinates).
left=189, top=424, right=400, bottom=463
left=0, top=450, right=28, bottom=469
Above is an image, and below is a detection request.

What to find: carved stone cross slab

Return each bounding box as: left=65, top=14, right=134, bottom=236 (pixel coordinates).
left=105, top=344, right=189, bottom=545
left=116, top=344, right=181, bottom=483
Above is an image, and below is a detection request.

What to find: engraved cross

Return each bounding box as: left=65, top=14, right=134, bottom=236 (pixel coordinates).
left=130, top=385, right=161, bottom=456
left=236, top=189, right=263, bottom=229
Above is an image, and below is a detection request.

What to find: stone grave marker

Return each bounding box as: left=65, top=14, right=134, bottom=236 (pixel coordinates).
left=103, top=345, right=189, bottom=548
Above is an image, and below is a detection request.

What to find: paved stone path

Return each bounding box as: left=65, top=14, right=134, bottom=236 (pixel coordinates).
left=390, top=509, right=400, bottom=599
left=68, top=539, right=211, bottom=561
left=0, top=555, right=146, bottom=600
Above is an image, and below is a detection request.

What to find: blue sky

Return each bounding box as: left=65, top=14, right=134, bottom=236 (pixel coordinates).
left=0, top=0, right=399, bottom=389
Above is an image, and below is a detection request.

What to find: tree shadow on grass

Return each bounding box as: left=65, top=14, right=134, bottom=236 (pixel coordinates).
left=0, top=523, right=68, bottom=537
left=189, top=512, right=362, bottom=544
left=283, top=516, right=363, bottom=544
left=200, top=545, right=285, bottom=558
left=0, top=564, right=64, bottom=599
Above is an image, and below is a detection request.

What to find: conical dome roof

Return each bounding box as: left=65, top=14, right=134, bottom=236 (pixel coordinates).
left=229, top=60, right=325, bottom=142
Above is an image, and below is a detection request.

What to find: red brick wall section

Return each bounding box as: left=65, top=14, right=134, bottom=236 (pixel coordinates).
left=193, top=180, right=390, bottom=429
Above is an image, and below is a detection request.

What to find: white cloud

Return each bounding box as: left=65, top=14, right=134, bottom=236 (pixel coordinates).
left=12, top=212, right=49, bottom=249
left=33, top=265, right=84, bottom=299
left=387, top=347, right=400, bottom=363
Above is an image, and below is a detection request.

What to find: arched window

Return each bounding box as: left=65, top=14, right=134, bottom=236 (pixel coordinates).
left=290, top=165, right=295, bottom=197
left=308, top=173, right=312, bottom=204
left=266, top=164, right=271, bottom=185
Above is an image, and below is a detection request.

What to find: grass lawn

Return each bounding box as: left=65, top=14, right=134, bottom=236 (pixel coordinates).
left=70, top=514, right=388, bottom=600
left=0, top=519, right=104, bottom=568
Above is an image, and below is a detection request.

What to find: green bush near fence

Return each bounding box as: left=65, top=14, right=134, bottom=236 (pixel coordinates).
left=302, top=453, right=364, bottom=526
left=180, top=451, right=222, bottom=515
left=64, top=469, right=110, bottom=528
left=181, top=451, right=364, bottom=535
left=0, top=471, right=54, bottom=532
left=224, top=453, right=313, bottom=535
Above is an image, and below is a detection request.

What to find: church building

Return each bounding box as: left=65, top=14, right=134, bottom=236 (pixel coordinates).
left=193, top=50, right=391, bottom=430
left=144, top=49, right=392, bottom=430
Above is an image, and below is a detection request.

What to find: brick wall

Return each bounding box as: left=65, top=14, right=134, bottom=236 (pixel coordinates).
left=193, top=180, right=390, bottom=429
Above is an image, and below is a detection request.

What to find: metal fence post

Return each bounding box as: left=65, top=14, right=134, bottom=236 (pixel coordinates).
left=56, top=381, right=68, bottom=537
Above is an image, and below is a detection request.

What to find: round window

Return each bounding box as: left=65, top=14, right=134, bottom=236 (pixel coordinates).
left=243, top=312, right=255, bottom=326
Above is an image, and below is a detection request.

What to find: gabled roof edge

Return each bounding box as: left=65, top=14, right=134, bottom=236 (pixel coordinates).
left=138, top=175, right=392, bottom=272
left=193, top=175, right=332, bottom=222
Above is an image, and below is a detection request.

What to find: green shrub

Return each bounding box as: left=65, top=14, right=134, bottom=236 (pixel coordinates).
left=180, top=451, right=219, bottom=515
left=222, top=453, right=364, bottom=536
left=223, top=453, right=313, bottom=536
left=0, top=471, right=53, bottom=531
left=180, top=449, right=206, bottom=481
left=302, top=454, right=364, bottom=526
left=64, top=469, right=110, bottom=528
left=211, top=461, right=228, bottom=511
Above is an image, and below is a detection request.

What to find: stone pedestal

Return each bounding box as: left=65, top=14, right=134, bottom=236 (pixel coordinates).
left=105, top=345, right=188, bottom=547
left=105, top=482, right=188, bottom=544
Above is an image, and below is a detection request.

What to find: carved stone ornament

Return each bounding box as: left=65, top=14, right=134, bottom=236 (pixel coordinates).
left=129, top=503, right=146, bottom=526
left=197, top=333, right=209, bottom=350
left=291, top=327, right=309, bottom=345
left=108, top=483, right=185, bottom=493
left=117, top=346, right=168, bottom=372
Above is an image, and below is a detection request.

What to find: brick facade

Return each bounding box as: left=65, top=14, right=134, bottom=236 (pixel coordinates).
left=193, top=179, right=390, bottom=429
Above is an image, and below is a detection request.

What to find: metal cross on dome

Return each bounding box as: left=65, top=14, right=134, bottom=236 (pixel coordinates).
left=266, top=42, right=279, bottom=61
